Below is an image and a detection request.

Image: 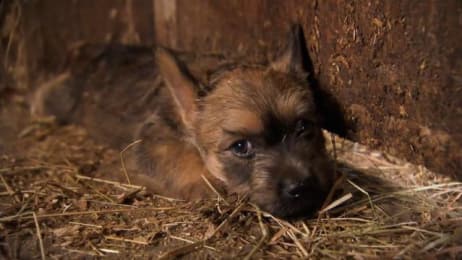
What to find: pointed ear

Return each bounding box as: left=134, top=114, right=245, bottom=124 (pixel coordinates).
left=270, top=24, right=307, bottom=75
left=156, top=47, right=198, bottom=127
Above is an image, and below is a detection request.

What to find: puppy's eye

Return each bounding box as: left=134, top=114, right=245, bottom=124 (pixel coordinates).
left=295, top=119, right=314, bottom=137
left=230, top=139, right=254, bottom=158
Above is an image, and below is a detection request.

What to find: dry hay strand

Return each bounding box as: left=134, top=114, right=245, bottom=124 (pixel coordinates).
left=0, top=119, right=460, bottom=259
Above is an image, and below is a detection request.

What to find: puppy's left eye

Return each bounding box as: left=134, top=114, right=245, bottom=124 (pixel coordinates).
left=295, top=119, right=314, bottom=137
left=230, top=139, right=254, bottom=158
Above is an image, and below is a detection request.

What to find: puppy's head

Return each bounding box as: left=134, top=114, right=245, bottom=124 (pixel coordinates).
left=157, top=26, right=335, bottom=218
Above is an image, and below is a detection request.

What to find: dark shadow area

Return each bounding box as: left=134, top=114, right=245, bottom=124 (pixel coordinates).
left=294, top=25, right=351, bottom=138
left=328, top=162, right=403, bottom=217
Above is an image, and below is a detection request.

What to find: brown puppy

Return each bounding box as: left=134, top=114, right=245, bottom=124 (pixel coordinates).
left=33, top=26, right=335, bottom=218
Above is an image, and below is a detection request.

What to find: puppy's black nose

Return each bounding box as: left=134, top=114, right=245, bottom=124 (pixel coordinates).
left=286, top=183, right=305, bottom=198
left=284, top=178, right=313, bottom=199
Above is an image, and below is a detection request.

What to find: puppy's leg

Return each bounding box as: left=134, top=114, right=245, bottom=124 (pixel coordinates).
left=134, top=116, right=224, bottom=199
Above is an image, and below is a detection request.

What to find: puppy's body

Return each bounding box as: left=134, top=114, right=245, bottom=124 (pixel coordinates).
left=33, top=45, right=221, bottom=198
left=33, top=27, right=335, bottom=218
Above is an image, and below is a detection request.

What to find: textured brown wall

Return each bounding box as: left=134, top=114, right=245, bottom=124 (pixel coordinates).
left=6, top=0, right=462, bottom=178
left=14, top=0, right=153, bottom=74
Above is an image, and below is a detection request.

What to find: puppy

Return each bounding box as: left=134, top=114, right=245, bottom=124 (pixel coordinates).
left=32, top=26, right=335, bottom=218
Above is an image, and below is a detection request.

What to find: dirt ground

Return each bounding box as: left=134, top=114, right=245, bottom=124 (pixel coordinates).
left=0, top=94, right=461, bottom=259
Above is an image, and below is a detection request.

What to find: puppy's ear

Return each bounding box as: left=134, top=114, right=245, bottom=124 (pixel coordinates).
left=156, top=48, right=198, bottom=127
left=270, top=24, right=307, bottom=75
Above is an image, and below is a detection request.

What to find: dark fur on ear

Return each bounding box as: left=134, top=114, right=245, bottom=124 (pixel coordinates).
left=270, top=24, right=308, bottom=76
left=155, top=47, right=199, bottom=128
left=271, top=25, right=349, bottom=137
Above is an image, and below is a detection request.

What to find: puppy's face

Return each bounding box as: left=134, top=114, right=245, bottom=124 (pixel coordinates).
left=195, top=68, right=334, bottom=218
left=156, top=25, right=335, bottom=218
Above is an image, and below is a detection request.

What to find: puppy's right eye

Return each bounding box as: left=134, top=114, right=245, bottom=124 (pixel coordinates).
left=230, top=139, right=254, bottom=158
left=295, top=119, right=314, bottom=137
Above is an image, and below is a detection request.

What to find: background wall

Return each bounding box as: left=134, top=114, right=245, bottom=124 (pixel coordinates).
left=2, top=0, right=461, bottom=178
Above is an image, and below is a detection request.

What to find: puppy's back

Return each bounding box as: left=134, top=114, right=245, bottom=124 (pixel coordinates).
left=32, top=44, right=225, bottom=150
